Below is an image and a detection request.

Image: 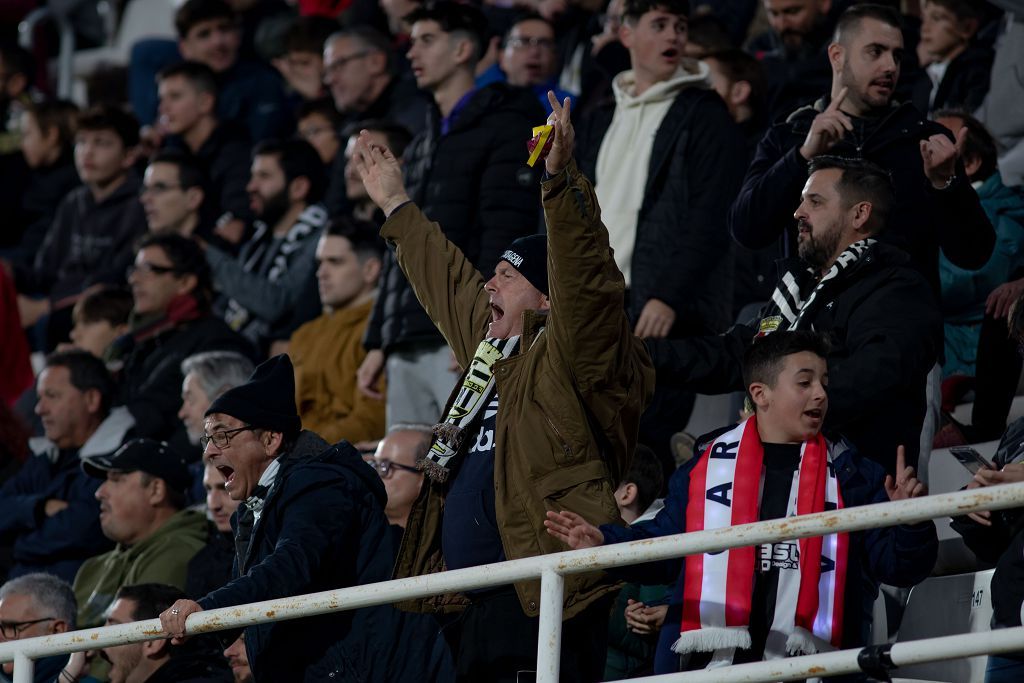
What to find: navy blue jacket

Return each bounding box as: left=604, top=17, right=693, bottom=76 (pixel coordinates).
left=0, top=409, right=131, bottom=582
left=600, top=431, right=937, bottom=675
left=197, top=433, right=447, bottom=682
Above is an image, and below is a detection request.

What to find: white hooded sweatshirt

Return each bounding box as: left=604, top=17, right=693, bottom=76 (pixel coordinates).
left=594, top=60, right=710, bottom=286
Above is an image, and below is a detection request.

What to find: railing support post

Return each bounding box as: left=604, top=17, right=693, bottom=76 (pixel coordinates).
left=12, top=652, right=34, bottom=683
left=536, top=569, right=564, bottom=683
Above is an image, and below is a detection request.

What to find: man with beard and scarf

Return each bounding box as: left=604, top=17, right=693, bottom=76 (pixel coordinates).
left=206, top=139, right=330, bottom=355
left=113, top=234, right=251, bottom=450
left=730, top=3, right=994, bottom=303
left=648, top=155, right=941, bottom=475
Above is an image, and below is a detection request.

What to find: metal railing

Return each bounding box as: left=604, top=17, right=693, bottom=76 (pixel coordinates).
left=3, top=483, right=1024, bottom=683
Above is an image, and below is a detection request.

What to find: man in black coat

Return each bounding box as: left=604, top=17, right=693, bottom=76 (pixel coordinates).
left=159, top=355, right=450, bottom=682
left=729, top=3, right=994, bottom=298
left=116, top=233, right=251, bottom=452
left=648, top=156, right=942, bottom=474
left=357, top=2, right=544, bottom=427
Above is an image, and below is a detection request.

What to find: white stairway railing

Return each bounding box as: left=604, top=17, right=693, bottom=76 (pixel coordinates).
left=3, top=483, right=1024, bottom=683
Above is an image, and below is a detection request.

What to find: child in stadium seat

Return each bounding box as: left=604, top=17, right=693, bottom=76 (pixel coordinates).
left=546, top=330, right=937, bottom=675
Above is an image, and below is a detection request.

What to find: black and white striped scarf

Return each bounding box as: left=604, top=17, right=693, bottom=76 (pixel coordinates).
left=757, top=239, right=876, bottom=337
left=422, top=336, right=520, bottom=482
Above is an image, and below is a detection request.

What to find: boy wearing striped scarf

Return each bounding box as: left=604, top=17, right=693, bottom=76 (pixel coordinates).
left=546, top=330, right=937, bottom=675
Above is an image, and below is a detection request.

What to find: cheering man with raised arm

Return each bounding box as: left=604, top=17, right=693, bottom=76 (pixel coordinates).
left=351, top=92, right=655, bottom=681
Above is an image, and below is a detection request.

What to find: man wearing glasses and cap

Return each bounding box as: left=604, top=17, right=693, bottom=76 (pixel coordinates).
left=72, top=438, right=207, bottom=630
left=159, top=354, right=449, bottom=682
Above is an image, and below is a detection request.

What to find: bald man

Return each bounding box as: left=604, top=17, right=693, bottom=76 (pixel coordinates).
left=373, top=427, right=429, bottom=528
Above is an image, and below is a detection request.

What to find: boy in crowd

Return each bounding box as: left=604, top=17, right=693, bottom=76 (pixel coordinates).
left=15, top=105, right=144, bottom=348
left=912, top=0, right=993, bottom=114
left=546, top=331, right=937, bottom=674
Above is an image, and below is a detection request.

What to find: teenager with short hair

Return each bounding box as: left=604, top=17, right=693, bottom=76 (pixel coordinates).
left=547, top=330, right=937, bottom=674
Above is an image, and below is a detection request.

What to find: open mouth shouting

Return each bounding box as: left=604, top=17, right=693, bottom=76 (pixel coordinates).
left=217, top=464, right=236, bottom=490
left=804, top=408, right=824, bottom=423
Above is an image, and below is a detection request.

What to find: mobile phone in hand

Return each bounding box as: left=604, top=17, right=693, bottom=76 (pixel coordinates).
left=950, top=446, right=995, bottom=475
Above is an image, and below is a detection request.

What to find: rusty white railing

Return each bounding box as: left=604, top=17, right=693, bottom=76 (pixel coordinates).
left=3, top=483, right=1024, bottom=683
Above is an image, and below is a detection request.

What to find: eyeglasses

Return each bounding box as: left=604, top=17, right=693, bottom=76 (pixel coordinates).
left=126, top=262, right=180, bottom=279
left=506, top=37, right=556, bottom=51
left=371, top=459, right=421, bottom=478
left=0, top=617, right=57, bottom=639
left=201, top=426, right=255, bottom=452
left=139, top=182, right=183, bottom=197
left=325, top=51, right=369, bottom=74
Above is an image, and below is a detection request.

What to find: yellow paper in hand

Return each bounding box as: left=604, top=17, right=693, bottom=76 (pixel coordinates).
left=527, top=124, right=554, bottom=167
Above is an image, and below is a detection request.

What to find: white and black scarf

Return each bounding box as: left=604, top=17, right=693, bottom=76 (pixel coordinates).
left=422, top=336, right=520, bottom=482
left=757, top=238, right=876, bottom=337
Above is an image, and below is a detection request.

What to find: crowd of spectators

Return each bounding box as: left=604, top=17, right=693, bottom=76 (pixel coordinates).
left=0, top=0, right=1023, bottom=680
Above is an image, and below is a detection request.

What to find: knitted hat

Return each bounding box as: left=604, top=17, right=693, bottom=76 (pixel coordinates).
left=205, top=354, right=301, bottom=435
left=82, top=438, right=192, bottom=495
left=500, top=234, right=548, bottom=296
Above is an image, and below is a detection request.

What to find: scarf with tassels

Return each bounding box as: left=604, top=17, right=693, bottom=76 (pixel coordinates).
left=422, top=336, right=519, bottom=482
left=676, top=416, right=848, bottom=665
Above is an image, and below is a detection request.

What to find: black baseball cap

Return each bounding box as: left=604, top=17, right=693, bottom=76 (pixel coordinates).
left=82, top=438, right=192, bottom=494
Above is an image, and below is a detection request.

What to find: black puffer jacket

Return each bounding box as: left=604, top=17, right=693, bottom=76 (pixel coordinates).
left=645, top=241, right=942, bottom=473
left=729, top=97, right=994, bottom=296
left=364, top=82, right=544, bottom=352
left=577, top=87, right=747, bottom=336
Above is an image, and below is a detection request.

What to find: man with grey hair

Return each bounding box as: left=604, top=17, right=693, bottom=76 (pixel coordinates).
left=322, top=27, right=427, bottom=136
left=178, top=351, right=255, bottom=448
left=0, top=573, right=77, bottom=683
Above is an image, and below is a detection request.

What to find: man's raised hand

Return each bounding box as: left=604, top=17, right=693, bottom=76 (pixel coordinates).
left=352, top=131, right=411, bottom=217
left=921, top=125, right=966, bottom=189
left=884, top=445, right=927, bottom=501
left=545, top=91, right=575, bottom=176
left=799, top=87, right=852, bottom=160
left=544, top=510, right=604, bottom=549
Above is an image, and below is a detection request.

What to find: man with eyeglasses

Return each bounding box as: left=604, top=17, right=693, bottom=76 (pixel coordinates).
left=140, top=150, right=206, bottom=239
left=491, top=14, right=576, bottom=114
left=159, top=355, right=450, bottom=682
left=157, top=61, right=252, bottom=247
left=116, top=233, right=250, bottom=447
left=372, top=426, right=429, bottom=529
left=0, top=573, right=77, bottom=683
left=323, top=26, right=428, bottom=137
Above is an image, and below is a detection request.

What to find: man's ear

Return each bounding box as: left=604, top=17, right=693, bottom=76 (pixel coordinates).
left=538, top=294, right=550, bottom=312
left=453, top=36, right=476, bottom=67
left=143, top=637, right=169, bottom=659
left=198, top=91, right=216, bottom=117
left=850, top=200, right=873, bottom=233
left=748, top=381, right=770, bottom=410
left=365, top=49, right=388, bottom=77
left=83, top=387, right=103, bottom=416
left=617, top=482, right=639, bottom=507
left=963, top=154, right=983, bottom=180
left=175, top=272, right=199, bottom=298
left=729, top=80, right=752, bottom=108
left=361, top=257, right=382, bottom=287
left=147, top=477, right=168, bottom=506
left=121, top=146, right=140, bottom=170
left=289, top=176, right=311, bottom=205
left=51, top=619, right=70, bottom=635
left=827, top=42, right=844, bottom=74
left=185, top=186, right=205, bottom=213
left=618, top=21, right=634, bottom=50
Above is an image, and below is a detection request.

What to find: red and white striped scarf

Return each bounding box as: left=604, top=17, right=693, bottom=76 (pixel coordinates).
left=676, top=416, right=848, bottom=664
